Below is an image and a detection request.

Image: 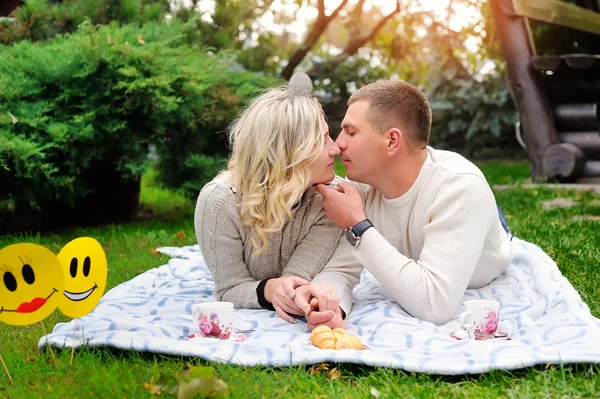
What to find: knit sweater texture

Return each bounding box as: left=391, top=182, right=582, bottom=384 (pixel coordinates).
left=339, top=147, right=513, bottom=324
left=194, top=174, right=362, bottom=315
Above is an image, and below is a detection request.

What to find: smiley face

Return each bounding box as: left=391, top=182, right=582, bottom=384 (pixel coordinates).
left=57, top=237, right=107, bottom=318
left=0, top=243, right=64, bottom=326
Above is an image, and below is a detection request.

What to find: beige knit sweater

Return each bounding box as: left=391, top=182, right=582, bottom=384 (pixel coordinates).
left=194, top=174, right=362, bottom=315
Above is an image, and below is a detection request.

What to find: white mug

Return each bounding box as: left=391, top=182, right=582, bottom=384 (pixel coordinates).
left=459, top=300, right=500, bottom=340
left=192, top=302, right=233, bottom=340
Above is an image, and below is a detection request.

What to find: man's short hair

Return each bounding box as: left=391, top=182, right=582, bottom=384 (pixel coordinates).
left=348, top=80, right=432, bottom=148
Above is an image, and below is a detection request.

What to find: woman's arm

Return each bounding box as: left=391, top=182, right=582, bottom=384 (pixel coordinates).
left=195, top=182, right=310, bottom=315
left=281, top=192, right=362, bottom=317
left=195, top=182, right=263, bottom=308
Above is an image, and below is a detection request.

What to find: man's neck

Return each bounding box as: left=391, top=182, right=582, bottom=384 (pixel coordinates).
left=372, top=148, right=428, bottom=199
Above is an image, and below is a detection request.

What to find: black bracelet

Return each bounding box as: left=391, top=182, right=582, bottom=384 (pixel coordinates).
left=256, top=279, right=275, bottom=311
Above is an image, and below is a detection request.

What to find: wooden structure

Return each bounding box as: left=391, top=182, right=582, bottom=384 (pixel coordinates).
left=490, top=0, right=600, bottom=181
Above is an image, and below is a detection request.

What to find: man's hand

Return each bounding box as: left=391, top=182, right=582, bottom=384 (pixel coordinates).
left=292, top=284, right=345, bottom=331
left=307, top=305, right=345, bottom=331
left=265, top=277, right=309, bottom=322
left=315, top=182, right=366, bottom=229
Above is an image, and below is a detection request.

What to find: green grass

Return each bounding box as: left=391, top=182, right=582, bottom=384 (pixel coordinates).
left=1, top=160, right=600, bottom=398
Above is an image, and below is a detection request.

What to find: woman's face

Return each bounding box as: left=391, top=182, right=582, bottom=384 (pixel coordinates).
left=308, top=118, right=341, bottom=186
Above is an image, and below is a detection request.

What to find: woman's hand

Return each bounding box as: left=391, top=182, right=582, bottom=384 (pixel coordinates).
left=292, top=284, right=345, bottom=330
left=264, top=277, right=310, bottom=322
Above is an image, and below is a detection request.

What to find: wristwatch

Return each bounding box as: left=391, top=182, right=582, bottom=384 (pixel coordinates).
left=344, top=219, right=373, bottom=247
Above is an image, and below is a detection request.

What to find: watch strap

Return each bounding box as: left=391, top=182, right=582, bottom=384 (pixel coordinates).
left=352, top=219, right=373, bottom=237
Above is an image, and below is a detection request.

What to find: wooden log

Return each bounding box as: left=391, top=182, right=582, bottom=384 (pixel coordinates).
left=542, top=143, right=586, bottom=179
left=512, top=0, right=600, bottom=36
left=530, top=56, right=563, bottom=72
left=543, top=81, right=600, bottom=104
left=558, top=132, right=600, bottom=153
left=564, top=54, right=600, bottom=69
left=553, top=103, right=599, bottom=131
left=583, top=160, right=600, bottom=176
left=490, top=0, right=560, bottom=178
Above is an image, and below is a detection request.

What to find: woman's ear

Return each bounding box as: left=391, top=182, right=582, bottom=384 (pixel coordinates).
left=385, top=128, right=402, bottom=156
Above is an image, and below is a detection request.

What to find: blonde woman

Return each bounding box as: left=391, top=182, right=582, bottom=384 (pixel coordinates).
left=194, top=88, right=361, bottom=330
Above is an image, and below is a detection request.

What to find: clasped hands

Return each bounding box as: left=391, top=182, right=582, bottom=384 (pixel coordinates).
left=264, top=277, right=345, bottom=330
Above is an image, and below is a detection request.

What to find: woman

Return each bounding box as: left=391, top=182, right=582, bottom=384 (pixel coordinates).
left=194, top=88, right=361, bottom=330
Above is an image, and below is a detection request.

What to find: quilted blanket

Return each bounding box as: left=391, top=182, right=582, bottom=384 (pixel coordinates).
left=39, top=237, right=600, bottom=374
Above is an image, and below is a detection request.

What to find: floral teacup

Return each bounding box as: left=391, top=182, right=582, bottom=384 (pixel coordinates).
left=192, top=302, right=233, bottom=340
left=459, top=300, right=499, bottom=340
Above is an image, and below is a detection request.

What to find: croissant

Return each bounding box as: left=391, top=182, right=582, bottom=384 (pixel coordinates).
left=310, top=326, right=363, bottom=350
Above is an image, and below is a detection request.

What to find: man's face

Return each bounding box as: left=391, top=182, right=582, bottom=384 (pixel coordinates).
left=336, top=100, right=388, bottom=184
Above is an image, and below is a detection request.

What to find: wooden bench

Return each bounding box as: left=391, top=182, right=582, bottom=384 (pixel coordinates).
left=490, top=0, right=600, bottom=181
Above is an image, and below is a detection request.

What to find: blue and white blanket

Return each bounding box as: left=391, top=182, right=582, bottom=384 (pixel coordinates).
left=40, top=238, right=600, bottom=374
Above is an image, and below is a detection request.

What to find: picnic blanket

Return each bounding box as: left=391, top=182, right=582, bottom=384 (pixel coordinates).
left=39, top=237, right=600, bottom=375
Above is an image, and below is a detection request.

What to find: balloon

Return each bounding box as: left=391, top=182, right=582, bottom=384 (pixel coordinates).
left=0, top=244, right=64, bottom=326
left=57, top=237, right=107, bottom=318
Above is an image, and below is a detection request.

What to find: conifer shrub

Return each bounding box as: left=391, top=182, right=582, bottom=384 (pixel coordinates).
left=0, top=19, right=275, bottom=233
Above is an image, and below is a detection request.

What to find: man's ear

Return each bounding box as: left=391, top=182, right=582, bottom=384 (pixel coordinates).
left=385, top=128, right=402, bottom=156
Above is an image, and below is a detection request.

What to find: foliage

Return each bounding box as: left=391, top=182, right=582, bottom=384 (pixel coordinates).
left=0, top=19, right=275, bottom=233
left=172, top=0, right=291, bottom=75
left=0, top=0, right=169, bottom=44
left=428, top=72, right=519, bottom=158
left=142, top=365, right=228, bottom=398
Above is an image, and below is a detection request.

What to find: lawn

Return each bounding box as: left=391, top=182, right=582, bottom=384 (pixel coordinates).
left=1, top=159, right=599, bottom=398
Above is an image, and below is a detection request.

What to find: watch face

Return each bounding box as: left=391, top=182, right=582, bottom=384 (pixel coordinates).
left=344, top=228, right=357, bottom=247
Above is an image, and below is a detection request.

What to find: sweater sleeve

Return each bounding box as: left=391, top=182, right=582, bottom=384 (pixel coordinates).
left=352, top=174, right=496, bottom=325
left=194, top=183, right=261, bottom=309
left=281, top=204, right=361, bottom=316
left=310, top=238, right=363, bottom=317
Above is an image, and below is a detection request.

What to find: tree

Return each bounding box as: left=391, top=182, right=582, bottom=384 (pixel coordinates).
left=309, top=0, right=401, bottom=76
left=281, top=0, right=349, bottom=79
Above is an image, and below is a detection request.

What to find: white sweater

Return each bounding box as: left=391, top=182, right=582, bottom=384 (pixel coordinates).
left=341, top=147, right=513, bottom=324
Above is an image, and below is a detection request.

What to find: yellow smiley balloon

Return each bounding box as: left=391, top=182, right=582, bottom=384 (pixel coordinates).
left=0, top=243, right=64, bottom=326
left=57, top=237, right=107, bottom=318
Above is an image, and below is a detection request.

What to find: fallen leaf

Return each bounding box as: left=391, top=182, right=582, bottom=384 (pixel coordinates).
left=143, top=382, right=162, bottom=395
left=143, top=374, right=178, bottom=396
left=309, top=363, right=329, bottom=375
left=137, top=34, right=145, bottom=45
left=177, top=366, right=227, bottom=399
left=328, top=367, right=340, bottom=381
left=370, top=386, right=381, bottom=398
left=176, top=230, right=186, bottom=239
left=149, top=248, right=158, bottom=256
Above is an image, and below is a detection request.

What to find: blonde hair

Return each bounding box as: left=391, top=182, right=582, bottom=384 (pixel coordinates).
left=221, top=88, right=326, bottom=253
left=348, top=80, right=432, bottom=149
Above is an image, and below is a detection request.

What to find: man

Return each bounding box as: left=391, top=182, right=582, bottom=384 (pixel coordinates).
left=314, top=80, right=513, bottom=325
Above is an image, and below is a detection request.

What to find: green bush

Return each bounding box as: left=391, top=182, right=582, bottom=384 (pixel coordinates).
left=428, top=73, right=520, bottom=158
left=0, top=0, right=169, bottom=44
left=0, top=19, right=275, bottom=233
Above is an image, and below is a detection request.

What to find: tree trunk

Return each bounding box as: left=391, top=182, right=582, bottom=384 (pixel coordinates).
left=489, top=0, right=559, bottom=178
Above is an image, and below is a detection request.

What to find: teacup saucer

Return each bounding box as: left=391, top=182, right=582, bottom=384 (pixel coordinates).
left=185, top=332, right=248, bottom=342
left=449, top=329, right=511, bottom=341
